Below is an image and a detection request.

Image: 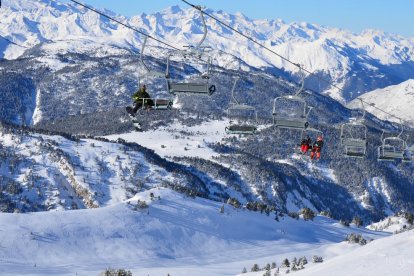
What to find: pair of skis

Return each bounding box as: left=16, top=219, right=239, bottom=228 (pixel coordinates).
left=126, top=106, right=142, bottom=131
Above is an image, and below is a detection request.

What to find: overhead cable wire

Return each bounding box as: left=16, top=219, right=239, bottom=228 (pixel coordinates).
left=180, top=0, right=410, bottom=126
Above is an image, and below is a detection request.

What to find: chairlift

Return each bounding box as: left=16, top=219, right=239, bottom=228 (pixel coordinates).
left=272, top=66, right=312, bottom=130
left=340, top=99, right=368, bottom=158
left=165, top=6, right=216, bottom=96
left=225, top=77, right=258, bottom=135
left=377, top=121, right=407, bottom=161
left=136, top=36, right=173, bottom=115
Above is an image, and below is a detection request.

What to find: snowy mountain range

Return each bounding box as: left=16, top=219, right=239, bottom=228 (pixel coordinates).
left=1, top=0, right=414, bottom=102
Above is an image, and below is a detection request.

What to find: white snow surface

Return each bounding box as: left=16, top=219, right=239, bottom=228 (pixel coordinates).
left=106, top=119, right=227, bottom=160
left=0, top=187, right=391, bottom=276
left=349, top=79, right=414, bottom=124
left=367, top=215, right=412, bottom=233
left=292, top=229, right=414, bottom=276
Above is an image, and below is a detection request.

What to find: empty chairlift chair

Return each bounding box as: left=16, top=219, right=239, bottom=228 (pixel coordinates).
left=225, top=77, right=258, bottom=135
left=340, top=100, right=367, bottom=158
left=377, top=123, right=407, bottom=161
left=341, top=122, right=367, bottom=158
left=165, top=5, right=216, bottom=96
left=272, top=66, right=312, bottom=130
left=226, top=105, right=258, bottom=135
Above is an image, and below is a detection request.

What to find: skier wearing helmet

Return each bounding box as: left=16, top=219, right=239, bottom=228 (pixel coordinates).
left=300, top=135, right=312, bottom=154
left=310, top=136, right=324, bottom=160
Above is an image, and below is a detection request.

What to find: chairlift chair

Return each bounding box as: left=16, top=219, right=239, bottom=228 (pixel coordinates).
left=272, top=66, right=312, bottom=130
left=297, top=127, right=323, bottom=156
left=226, top=104, right=258, bottom=135
left=340, top=99, right=368, bottom=158
left=225, top=77, right=258, bottom=135
left=135, top=36, right=174, bottom=115
left=165, top=6, right=216, bottom=96
left=377, top=128, right=407, bottom=162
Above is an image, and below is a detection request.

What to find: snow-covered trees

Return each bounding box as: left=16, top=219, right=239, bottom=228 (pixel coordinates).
left=345, top=233, right=367, bottom=245
left=281, top=258, right=290, bottom=268
left=251, top=263, right=260, bottom=272
left=300, top=208, right=315, bottom=221
left=312, top=255, right=324, bottom=263
left=101, top=268, right=132, bottom=276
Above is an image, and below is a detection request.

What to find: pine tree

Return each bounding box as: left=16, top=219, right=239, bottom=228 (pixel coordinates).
left=220, top=205, right=224, bottom=213
left=271, top=262, right=277, bottom=269
left=298, top=256, right=308, bottom=266
left=251, top=264, right=260, bottom=272
left=282, top=258, right=290, bottom=268
left=242, top=267, right=247, bottom=273
left=291, top=257, right=297, bottom=266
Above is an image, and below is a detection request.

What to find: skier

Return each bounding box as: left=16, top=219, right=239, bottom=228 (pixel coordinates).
left=310, top=136, right=324, bottom=161
left=130, top=85, right=154, bottom=115
left=300, top=135, right=312, bottom=154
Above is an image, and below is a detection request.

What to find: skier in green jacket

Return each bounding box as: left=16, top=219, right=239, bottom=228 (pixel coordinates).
left=131, top=85, right=154, bottom=114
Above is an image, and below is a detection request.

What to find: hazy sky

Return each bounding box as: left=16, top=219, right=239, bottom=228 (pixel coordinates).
left=63, top=0, right=414, bottom=37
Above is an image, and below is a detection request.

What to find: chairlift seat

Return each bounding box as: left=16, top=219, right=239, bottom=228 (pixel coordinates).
left=378, top=146, right=404, bottom=161
left=168, top=82, right=216, bottom=95
left=342, top=138, right=366, bottom=148
left=344, top=151, right=365, bottom=158
left=273, top=117, right=309, bottom=130
left=225, top=125, right=257, bottom=135
left=152, top=99, right=173, bottom=109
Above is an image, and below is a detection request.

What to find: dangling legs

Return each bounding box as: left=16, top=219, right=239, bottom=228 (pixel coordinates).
left=133, top=101, right=143, bottom=114
left=301, top=144, right=309, bottom=154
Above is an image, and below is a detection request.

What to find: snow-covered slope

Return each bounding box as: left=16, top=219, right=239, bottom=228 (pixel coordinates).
left=2, top=0, right=414, bottom=100
left=0, top=187, right=389, bottom=276
left=349, top=79, right=414, bottom=124
left=292, top=229, right=414, bottom=276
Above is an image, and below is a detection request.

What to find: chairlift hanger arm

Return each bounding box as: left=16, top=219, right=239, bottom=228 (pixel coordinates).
left=194, top=5, right=208, bottom=52
left=294, top=65, right=306, bottom=97
left=231, top=76, right=240, bottom=105
left=140, top=36, right=151, bottom=74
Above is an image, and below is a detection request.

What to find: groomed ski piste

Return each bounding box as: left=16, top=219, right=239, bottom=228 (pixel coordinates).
left=1, top=187, right=405, bottom=276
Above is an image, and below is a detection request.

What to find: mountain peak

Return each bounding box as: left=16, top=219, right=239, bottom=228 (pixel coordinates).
left=162, top=5, right=183, bottom=15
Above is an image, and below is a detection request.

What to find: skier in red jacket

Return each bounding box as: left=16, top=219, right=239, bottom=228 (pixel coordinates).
left=300, top=135, right=312, bottom=154
left=310, top=136, right=324, bottom=160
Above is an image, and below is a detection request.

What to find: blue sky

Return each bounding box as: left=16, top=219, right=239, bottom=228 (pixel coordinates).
left=64, top=0, right=414, bottom=37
